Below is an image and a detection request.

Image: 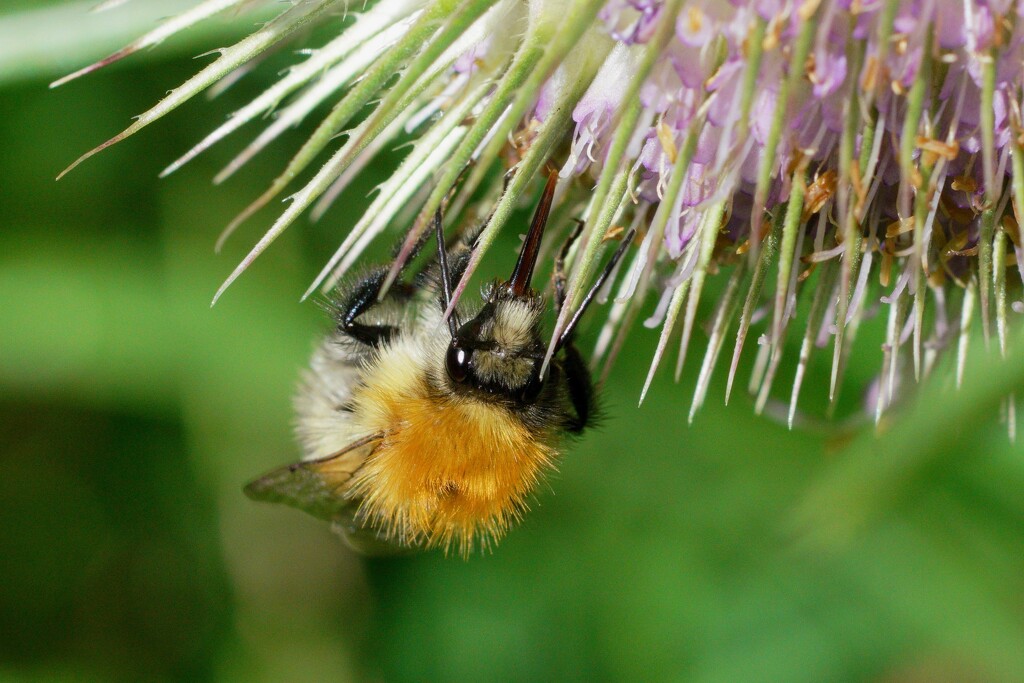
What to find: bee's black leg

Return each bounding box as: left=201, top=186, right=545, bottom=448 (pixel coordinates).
left=554, top=225, right=638, bottom=432
left=552, top=219, right=597, bottom=433
left=335, top=268, right=414, bottom=348
left=560, top=340, right=596, bottom=433
left=333, top=222, right=436, bottom=348
left=556, top=226, right=636, bottom=349
left=553, top=218, right=585, bottom=315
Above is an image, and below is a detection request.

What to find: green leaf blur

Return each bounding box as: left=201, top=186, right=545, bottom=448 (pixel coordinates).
left=2, top=4, right=1023, bottom=682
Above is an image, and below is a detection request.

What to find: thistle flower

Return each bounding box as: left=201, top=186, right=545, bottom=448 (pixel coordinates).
left=57, top=0, right=1024, bottom=428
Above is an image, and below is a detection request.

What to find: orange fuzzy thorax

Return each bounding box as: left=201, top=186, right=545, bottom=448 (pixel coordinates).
left=345, top=339, right=557, bottom=555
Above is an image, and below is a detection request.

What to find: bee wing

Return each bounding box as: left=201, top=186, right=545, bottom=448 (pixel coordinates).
left=243, top=433, right=381, bottom=521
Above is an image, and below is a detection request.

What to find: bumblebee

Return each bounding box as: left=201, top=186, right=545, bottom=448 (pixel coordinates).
left=245, top=173, right=635, bottom=555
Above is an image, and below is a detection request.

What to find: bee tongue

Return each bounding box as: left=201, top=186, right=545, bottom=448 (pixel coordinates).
left=507, top=169, right=557, bottom=296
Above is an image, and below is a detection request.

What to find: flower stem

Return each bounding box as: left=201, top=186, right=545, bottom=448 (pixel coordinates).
left=977, top=56, right=998, bottom=344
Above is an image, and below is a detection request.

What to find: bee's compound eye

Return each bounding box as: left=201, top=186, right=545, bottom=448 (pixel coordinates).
left=446, top=344, right=470, bottom=383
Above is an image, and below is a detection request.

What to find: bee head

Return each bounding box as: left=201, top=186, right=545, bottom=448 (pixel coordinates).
left=441, top=171, right=557, bottom=404
left=444, top=282, right=546, bottom=403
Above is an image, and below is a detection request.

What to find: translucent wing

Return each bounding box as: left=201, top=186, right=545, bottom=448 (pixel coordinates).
left=243, top=433, right=381, bottom=521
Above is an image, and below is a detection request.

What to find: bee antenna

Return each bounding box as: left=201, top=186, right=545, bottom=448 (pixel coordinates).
left=434, top=209, right=459, bottom=338
left=557, top=227, right=637, bottom=349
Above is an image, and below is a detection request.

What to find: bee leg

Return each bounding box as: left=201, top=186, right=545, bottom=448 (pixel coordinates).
left=553, top=218, right=585, bottom=315
left=560, top=340, right=596, bottom=433
left=556, top=226, right=637, bottom=349
left=336, top=268, right=414, bottom=348
left=555, top=225, right=638, bottom=432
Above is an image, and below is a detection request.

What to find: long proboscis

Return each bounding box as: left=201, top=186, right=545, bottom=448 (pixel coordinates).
left=507, top=169, right=558, bottom=296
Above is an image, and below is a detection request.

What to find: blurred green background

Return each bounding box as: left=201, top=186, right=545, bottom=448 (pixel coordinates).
left=2, top=3, right=1023, bottom=682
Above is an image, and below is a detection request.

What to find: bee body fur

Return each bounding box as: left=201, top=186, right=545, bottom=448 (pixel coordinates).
left=246, top=174, right=634, bottom=555
left=294, top=296, right=562, bottom=554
